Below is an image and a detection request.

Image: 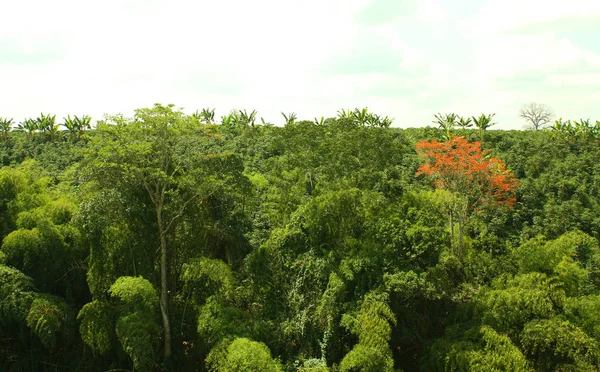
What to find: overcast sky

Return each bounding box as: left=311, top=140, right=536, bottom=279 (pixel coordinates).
left=1, top=0, right=599, bottom=129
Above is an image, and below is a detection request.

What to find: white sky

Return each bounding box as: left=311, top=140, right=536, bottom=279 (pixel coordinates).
left=1, top=0, right=599, bottom=129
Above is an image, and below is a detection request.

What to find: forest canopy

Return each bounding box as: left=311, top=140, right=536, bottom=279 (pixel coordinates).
left=1, top=105, right=600, bottom=371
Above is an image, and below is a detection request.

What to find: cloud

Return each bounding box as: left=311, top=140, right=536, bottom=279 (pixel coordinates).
left=467, top=0, right=600, bottom=35
left=355, top=0, right=417, bottom=24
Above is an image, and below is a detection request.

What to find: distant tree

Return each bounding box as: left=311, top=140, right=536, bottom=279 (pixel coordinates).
left=433, top=113, right=458, bottom=140
left=0, top=118, right=13, bottom=141
left=457, top=116, right=473, bottom=136
left=35, top=113, right=59, bottom=142
left=238, top=109, right=258, bottom=127
left=192, top=108, right=216, bottom=124
left=63, top=115, right=92, bottom=142
left=282, top=112, right=297, bottom=126
left=17, top=118, right=38, bottom=140
left=520, top=103, right=553, bottom=130
left=472, top=113, right=496, bottom=141
left=335, top=108, right=393, bottom=128
left=337, top=108, right=353, bottom=120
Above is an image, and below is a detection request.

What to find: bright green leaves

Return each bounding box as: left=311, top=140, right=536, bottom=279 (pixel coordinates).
left=26, top=294, right=72, bottom=349
left=196, top=296, right=254, bottom=347
left=78, top=276, right=160, bottom=369
left=77, top=300, right=114, bottom=355
left=384, top=270, right=438, bottom=302
left=109, top=276, right=159, bottom=313
left=339, top=292, right=396, bottom=372
left=182, top=258, right=250, bottom=350
left=430, top=231, right=600, bottom=371
left=513, top=231, right=600, bottom=295
left=182, top=257, right=234, bottom=299
left=521, top=318, right=600, bottom=370
left=0, top=265, right=73, bottom=350
left=433, top=326, right=531, bottom=372
left=1, top=229, right=42, bottom=269
left=206, top=337, right=282, bottom=372
left=109, top=276, right=160, bottom=369
left=62, top=114, right=92, bottom=142
left=116, top=311, right=160, bottom=371
left=0, top=264, right=35, bottom=323
left=476, top=273, right=565, bottom=335
left=467, top=326, right=530, bottom=372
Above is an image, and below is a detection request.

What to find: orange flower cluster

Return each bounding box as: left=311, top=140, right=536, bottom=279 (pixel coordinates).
left=416, top=136, right=518, bottom=209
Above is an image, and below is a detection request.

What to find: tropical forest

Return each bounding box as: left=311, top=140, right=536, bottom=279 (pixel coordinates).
left=1, top=105, right=600, bottom=371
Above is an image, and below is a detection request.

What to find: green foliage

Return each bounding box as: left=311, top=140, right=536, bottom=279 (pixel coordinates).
left=432, top=326, right=531, bottom=371
left=181, top=257, right=234, bottom=297
left=77, top=300, right=114, bottom=355
left=521, top=318, right=600, bottom=369
left=196, top=295, right=255, bottom=347
left=2, top=105, right=600, bottom=371
left=26, top=293, right=72, bottom=349
left=475, top=273, right=565, bottom=334
left=116, top=311, right=160, bottom=371
left=298, top=358, right=330, bottom=371
left=0, top=264, right=35, bottom=323
left=339, top=292, right=396, bottom=372
left=109, top=276, right=159, bottom=313
left=78, top=276, right=160, bottom=369
left=206, top=337, right=282, bottom=372
left=513, top=231, right=600, bottom=295
left=0, top=117, right=13, bottom=140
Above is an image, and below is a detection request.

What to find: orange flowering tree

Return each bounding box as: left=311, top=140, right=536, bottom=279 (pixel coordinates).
left=416, top=136, right=518, bottom=258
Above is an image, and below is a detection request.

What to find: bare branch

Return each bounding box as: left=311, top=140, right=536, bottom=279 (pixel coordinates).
left=520, top=102, right=553, bottom=130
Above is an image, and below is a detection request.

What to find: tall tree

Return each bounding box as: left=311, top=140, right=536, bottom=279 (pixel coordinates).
left=416, top=136, right=518, bottom=258
left=82, top=104, right=235, bottom=358
left=520, top=103, right=553, bottom=130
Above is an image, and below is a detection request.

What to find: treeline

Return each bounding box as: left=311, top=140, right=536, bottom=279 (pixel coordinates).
left=1, top=104, right=600, bottom=371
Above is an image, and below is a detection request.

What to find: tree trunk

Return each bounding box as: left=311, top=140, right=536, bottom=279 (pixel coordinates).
left=449, top=210, right=455, bottom=254
left=156, top=205, right=172, bottom=358
left=458, top=213, right=464, bottom=261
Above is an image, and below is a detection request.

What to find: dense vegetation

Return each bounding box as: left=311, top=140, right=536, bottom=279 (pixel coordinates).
left=1, top=105, right=600, bottom=371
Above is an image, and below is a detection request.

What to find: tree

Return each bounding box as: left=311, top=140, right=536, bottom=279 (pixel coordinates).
left=520, top=103, right=553, bottom=130
left=416, top=136, right=518, bottom=259
left=63, top=115, right=92, bottom=142
left=472, top=113, right=496, bottom=142
left=17, top=118, right=38, bottom=140
left=0, top=118, right=13, bottom=141
left=206, top=338, right=282, bottom=372
left=239, top=109, right=258, bottom=127
left=282, top=112, right=297, bottom=126
left=36, top=113, right=58, bottom=142
left=433, top=113, right=458, bottom=140
left=192, top=108, right=216, bottom=124
left=83, top=104, right=228, bottom=358
left=457, top=116, right=473, bottom=136
left=339, top=292, right=396, bottom=372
